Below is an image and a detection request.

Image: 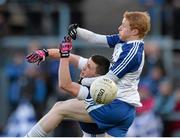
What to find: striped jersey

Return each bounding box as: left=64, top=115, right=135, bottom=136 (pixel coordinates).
left=106, top=34, right=144, bottom=107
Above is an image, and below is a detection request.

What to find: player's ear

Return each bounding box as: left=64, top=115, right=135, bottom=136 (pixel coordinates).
left=132, top=28, right=139, bottom=36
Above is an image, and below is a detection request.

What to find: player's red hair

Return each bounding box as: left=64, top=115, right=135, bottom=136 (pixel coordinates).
left=124, top=11, right=151, bottom=39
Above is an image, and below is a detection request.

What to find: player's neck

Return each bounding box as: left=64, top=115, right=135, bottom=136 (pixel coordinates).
left=126, top=36, right=141, bottom=41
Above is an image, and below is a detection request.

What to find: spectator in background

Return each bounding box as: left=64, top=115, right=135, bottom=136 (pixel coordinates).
left=144, top=42, right=162, bottom=72
left=138, top=0, right=165, bottom=35
left=168, top=88, right=180, bottom=136
left=154, top=78, right=175, bottom=136
left=3, top=78, right=37, bottom=137
left=4, top=52, right=27, bottom=114
left=127, top=83, right=162, bottom=136
left=142, top=64, right=166, bottom=96
left=24, top=65, right=47, bottom=120
left=141, top=42, right=166, bottom=96
left=4, top=40, right=48, bottom=120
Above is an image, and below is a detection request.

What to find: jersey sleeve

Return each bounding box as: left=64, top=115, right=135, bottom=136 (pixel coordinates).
left=78, top=57, right=88, bottom=70
left=105, top=71, right=119, bottom=82
left=77, top=85, right=90, bottom=100
left=106, top=34, right=124, bottom=48
left=109, top=45, right=140, bottom=78
left=77, top=28, right=109, bottom=46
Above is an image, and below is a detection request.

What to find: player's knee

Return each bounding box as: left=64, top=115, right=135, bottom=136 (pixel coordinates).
left=51, top=101, right=67, bottom=116
left=51, top=102, right=63, bottom=112
left=50, top=99, right=78, bottom=118
left=54, top=101, right=63, bottom=106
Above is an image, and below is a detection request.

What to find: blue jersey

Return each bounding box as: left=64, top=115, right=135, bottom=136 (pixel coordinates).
left=79, top=34, right=143, bottom=136
left=77, top=28, right=145, bottom=137
left=106, top=34, right=144, bottom=107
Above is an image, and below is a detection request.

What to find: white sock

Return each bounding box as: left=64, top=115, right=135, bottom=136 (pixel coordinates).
left=25, top=123, right=48, bottom=137
left=82, top=131, right=105, bottom=137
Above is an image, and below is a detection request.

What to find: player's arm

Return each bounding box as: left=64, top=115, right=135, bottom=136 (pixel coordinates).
left=47, top=48, right=81, bottom=68
left=68, top=24, right=123, bottom=48
left=59, top=56, right=89, bottom=99
left=47, top=48, right=60, bottom=59
left=59, top=57, right=79, bottom=96
left=68, top=24, right=108, bottom=46
left=77, top=28, right=108, bottom=46
left=26, top=47, right=84, bottom=68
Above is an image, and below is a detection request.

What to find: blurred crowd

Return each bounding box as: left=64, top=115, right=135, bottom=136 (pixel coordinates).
left=0, top=0, right=180, bottom=137
left=128, top=41, right=180, bottom=137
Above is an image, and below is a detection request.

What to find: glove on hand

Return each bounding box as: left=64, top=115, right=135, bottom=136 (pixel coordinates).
left=59, top=36, right=72, bottom=58
left=26, top=49, right=49, bottom=65
left=68, top=23, right=78, bottom=40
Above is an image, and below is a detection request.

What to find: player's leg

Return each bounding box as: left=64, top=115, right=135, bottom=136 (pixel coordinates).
left=52, top=99, right=105, bottom=137
left=26, top=99, right=94, bottom=137
left=87, top=99, right=135, bottom=137
left=58, top=99, right=93, bottom=122
left=82, top=131, right=105, bottom=137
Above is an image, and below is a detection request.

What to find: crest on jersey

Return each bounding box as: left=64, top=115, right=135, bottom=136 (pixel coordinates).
left=112, top=43, right=123, bottom=62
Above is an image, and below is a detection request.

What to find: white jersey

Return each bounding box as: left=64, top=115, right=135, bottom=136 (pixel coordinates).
left=77, top=29, right=143, bottom=107
left=105, top=34, right=144, bottom=107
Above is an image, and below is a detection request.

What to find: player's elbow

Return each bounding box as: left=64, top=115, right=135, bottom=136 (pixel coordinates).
left=59, top=82, right=70, bottom=91
left=59, top=82, right=66, bottom=89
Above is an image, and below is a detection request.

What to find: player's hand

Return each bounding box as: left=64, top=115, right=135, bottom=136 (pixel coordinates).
left=68, top=23, right=78, bottom=40
left=59, top=36, right=72, bottom=58
left=26, top=49, right=49, bottom=65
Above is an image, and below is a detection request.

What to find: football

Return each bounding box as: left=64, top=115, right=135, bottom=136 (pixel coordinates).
left=90, top=76, right=118, bottom=104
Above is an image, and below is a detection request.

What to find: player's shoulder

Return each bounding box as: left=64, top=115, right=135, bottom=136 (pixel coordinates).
left=106, top=34, right=125, bottom=47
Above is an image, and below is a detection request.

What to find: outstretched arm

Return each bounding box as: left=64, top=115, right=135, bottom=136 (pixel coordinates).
left=68, top=24, right=108, bottom=46
left=47, top=49, right=81, bottom=68
left=77, top=28, right=108, bottom=46
left=47, top=48, right=60, bottom=59
left=26, top=48, right=82, bottom=68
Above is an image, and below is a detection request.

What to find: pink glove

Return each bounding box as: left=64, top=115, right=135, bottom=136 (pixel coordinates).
left=59, top=36, right=72, bottom=58
left=26, top=49, right=49, bottom=65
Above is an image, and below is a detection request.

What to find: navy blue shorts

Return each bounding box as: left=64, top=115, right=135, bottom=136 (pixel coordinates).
left=79, top=122, right=105, bottom=134
left=85, top=99, right=135, bottom=137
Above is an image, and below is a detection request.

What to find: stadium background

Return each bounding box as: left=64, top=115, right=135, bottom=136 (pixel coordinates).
left=0, top=0, right=180, bottom=136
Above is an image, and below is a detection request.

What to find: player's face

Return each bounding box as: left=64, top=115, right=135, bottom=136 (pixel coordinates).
left=80, top=58, right=98, bottom=78
left=118, top=18, right=133, bottom=41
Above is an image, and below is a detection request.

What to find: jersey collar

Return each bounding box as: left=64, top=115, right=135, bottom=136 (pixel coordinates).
left=126, top=39, right=144, bottom=44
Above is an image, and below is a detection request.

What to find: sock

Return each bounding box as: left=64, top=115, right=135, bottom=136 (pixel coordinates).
left=82, top=131, right=105, bottom=137
left=25, top=123, right=48, bottom=137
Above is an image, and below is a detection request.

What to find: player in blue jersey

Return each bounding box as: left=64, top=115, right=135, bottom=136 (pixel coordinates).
left=68, top=11, right=151, bottom=107
left=26, top=11, right=151, bottom=137
left=67, top=11, right=151, bottom=136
